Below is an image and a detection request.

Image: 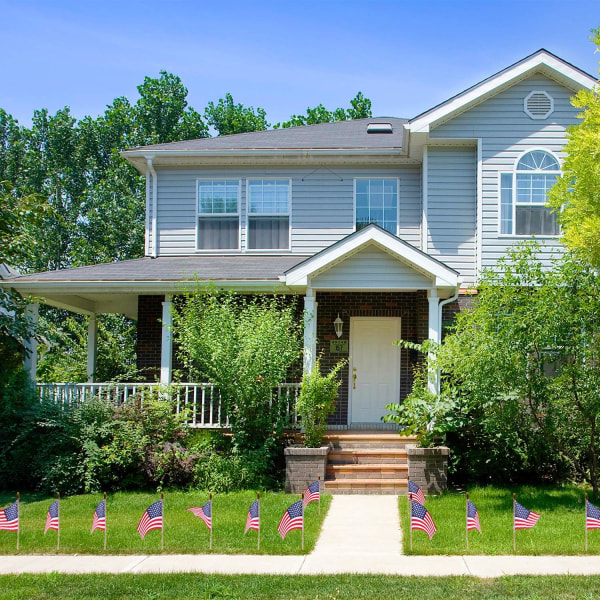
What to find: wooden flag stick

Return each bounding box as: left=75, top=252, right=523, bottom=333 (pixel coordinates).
left=513, top=493, right=516, bottom=552
left=318, top=476, right=321, bottom=515
left=103, top=492, right=107, bottom=551
left=161, top=492, right=164, bottom=551
left=409, top=492, right=413, bottom=552
left=57, top=492, right=60, bottom=551
left=301, top=492, right=305, bottom=552
left=466, top=492, right=469, bottom=551
left=586, top=493, right=589, bottom=552
left=16, top=492, right=20, bottom=551
left=209, top=493, right=213, bottom=551
left=257, top=492, right=261, bottom=552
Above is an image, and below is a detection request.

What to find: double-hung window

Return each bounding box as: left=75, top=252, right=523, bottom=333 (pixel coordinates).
left=355, top=179, right=398, bottom=235
left=197, top=180, right=240, bottom=250
left=247, top=179, right=290, bottom=249
left=500, top=150, right=560, bottom=236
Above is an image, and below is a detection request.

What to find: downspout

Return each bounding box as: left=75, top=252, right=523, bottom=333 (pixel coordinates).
left=438, top=288, right=460, bottom=341
left=146, top=156, right=158, bottom=258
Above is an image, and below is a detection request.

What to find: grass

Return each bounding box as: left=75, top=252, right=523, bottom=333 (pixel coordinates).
left=402, top=485, right=597, bottom=555
left=1, top=574, right=600, bottom=599
left=0, top=491, right=330, bottom=555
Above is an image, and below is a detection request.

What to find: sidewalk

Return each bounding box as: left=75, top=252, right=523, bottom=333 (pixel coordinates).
left=2, top=495, right=600, bottom=577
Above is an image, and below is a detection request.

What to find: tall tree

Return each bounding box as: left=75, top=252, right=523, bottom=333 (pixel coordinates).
left=548, top=28, right=600, bottom=264
left=276, top=92, right=372, bottom=128
left=204, top=92, right=269, bottom=136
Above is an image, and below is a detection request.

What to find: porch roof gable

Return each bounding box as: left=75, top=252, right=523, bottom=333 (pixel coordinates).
left=283, top=224, right=461, bottom=290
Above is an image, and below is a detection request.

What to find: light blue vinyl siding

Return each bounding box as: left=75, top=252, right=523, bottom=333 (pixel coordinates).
left=154, top=167, right=422, bottom=256
left=430, top=74, right=577, bottom=272
left=311, top=245, right=433, bottom=290
left=426, top=147, right=477, bottom=282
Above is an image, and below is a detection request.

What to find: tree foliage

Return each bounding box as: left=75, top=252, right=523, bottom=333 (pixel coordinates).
left=387, top=244, right=600, bottom=497
left=548, top=28, right=600, bottom=264
left=275, top=92, right=372, bottom=128
left=173, top=290, right=302, bottom=461
left=204, top=92, right=270, bottom=136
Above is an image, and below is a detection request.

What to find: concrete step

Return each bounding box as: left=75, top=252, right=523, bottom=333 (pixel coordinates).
left=326, top=463, right=408, bottom=479
left=324, top=478, right=408, bottom=495
left=328, top=449, right=408, bottom=465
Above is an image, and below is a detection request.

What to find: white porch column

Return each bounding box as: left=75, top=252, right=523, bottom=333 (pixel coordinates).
left=23, top=303, right=39, bottom=384
left=303, top=288, right=317, bottom=374
left=160, top=294, right=173, bottom=384
left=87, top=314, right=98, bottom=382
left=427, top=289, right=441, bottom=394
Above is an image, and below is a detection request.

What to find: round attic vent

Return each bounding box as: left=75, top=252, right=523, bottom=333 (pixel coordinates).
left=524, top=91, right=554, bottom=120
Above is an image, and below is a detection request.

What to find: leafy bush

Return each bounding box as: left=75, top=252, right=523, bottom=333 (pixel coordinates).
left=296, top=356, right=345, bottom=447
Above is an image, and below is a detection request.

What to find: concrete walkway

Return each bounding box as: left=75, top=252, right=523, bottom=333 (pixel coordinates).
left=2, top=495, right=600, bottom=577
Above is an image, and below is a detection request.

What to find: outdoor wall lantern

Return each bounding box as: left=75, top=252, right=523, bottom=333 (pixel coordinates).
left=333, top=314, right=344, bottom=338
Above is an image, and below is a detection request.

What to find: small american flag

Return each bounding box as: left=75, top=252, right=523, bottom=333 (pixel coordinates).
left=302, top=481, right=320, bottom=507
left=137, top=500, right=163, bottom=539
left=44, top=500, right=59, bottom=534
left=467, top=500, right=482, bottom=534
left=91, top=499, right=106, bottom=534
left=187, top=501, right=212, bottom=530
left=408, top=480, right=426, bottom=505
left=245, top=500, right=259, bottom=534
left=0, top=500, right=19, bottom=532
left=514, top=501, right=540, bottom=529
left=411, top=500, right=437, bottom=540
left=587, top=500, right=600, bottom=530
left=278, top=500, right=303, bottom=539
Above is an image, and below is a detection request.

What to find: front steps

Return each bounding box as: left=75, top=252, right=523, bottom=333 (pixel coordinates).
left=323, top=431, right=417, bottom=495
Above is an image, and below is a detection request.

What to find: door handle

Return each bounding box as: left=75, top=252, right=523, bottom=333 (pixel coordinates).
left=352, top=368, right=357, bottom=390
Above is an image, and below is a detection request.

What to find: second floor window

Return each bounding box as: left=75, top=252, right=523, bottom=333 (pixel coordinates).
left=500, top=150, right=560, bottom=236
left=248, top=179, right=290, bottom=249
left=197, top=180, right=240, bottom=250
left=355, top=179, right=398, bottom=234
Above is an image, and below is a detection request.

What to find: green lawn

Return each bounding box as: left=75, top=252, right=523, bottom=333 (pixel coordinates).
left=1, top=574, right=600, bottom=600
left=402, top=485, right=597, bottom=555
left=0, top=491, right=330, bottom=555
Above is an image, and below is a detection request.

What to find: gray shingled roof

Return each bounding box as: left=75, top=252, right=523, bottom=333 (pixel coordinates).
left=5, top=255, right=310, bottom=283
left=126, top=118, right=407, bottom=152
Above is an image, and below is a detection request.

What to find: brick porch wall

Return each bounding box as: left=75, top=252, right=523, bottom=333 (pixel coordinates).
left=316, top=291, right=429, bottom=426
left=136, top=295, right=163, bottom=381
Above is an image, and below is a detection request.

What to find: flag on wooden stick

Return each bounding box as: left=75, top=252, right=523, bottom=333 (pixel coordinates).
left=0, top=500, right=19, bottom=532
left=467, top=500, right=482, bottom=534
left=187, top=500, right=212, bottom=530
left=44, top=500, right=59, bottom=534
left=278, top=500, right=303, bottom=540
left=408, top=480, right=426, bottom=505
left=514, top=501, right=540, bottom=530
left=303, top=481, right=320, bottom=508
left=137, top=500, right=163, bottom=539
left=411, top=500, right=437, bottom=540
left=91, top=499, right=106, bottom=534
left=586, top=498, right=600, bottom=530
left=245, top=499, right=260, bottom=534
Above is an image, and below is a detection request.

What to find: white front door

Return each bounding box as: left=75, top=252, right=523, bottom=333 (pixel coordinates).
left=349, top=317, right=401, bottom=425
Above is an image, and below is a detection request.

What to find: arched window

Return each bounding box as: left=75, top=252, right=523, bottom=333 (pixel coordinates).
left=500, top=150, right=560, bottom=236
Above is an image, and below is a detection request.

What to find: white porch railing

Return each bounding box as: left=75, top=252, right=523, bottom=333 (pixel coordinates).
left=36, top=382, right=301, bottom=429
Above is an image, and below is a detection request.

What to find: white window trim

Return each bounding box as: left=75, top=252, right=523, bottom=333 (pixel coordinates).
left=245, top=177, right=292, bottom=252
left=353, top=177, right=400, bottom=236
left=497, top=148, right=561, bottom=238
left=195, top=178, right=242, bottom=252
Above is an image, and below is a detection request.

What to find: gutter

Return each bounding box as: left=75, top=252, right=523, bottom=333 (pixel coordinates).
left=145, top=156, right=158, bottom=258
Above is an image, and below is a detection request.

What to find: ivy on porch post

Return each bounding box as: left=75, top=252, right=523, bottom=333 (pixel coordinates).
left=160, top=294, right=173, bottom=384
left=87, top=314, right=98, bottom=382
left=303, top=287, right=317, bottom=374
left=23, top=303, right=39, bottom=384
left=427, top=289, right=441, bottom=394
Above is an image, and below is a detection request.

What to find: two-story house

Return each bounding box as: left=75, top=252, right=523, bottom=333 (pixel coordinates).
left=4, top=49, right=597, bottom=429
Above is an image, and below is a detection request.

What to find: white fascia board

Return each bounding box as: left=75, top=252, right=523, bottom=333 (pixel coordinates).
left=2, top=279, right=289, bottom=296
left=408, top=53, right=597, bottom=134
left=284, top=226, right=460, bottom=288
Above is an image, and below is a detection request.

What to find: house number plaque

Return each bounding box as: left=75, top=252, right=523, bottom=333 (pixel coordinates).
left=329, top=339, right=348, bottom=354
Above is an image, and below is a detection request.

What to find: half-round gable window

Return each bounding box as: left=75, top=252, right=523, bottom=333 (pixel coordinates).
left=500, top=150, right=560, bottom=236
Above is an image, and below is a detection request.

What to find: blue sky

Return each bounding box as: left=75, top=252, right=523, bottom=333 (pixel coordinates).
left=2, top=0, right=598, bottom=128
